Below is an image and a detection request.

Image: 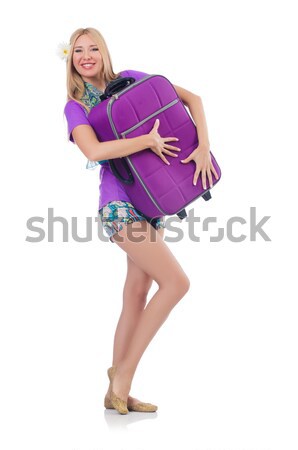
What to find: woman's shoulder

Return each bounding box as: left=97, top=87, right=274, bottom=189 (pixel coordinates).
left=64, top=99, right=85, bottom=115
left=64, top=99, right=88, bottom=123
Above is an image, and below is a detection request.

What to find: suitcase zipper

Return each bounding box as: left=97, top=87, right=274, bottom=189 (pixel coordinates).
left=120, top=98, right=179, bottom=137
left=124, top=158, right=168, bottom=215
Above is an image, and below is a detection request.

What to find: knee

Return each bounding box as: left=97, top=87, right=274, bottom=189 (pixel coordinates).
left=176, top=273, right=191, bottom=297
left=165, top=272, right=190, bottom=299
left=123, top=278, right=153, bottom=309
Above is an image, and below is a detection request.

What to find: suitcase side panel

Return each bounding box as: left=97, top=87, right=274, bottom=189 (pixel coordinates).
left=109, top=75, right=221, bottom=216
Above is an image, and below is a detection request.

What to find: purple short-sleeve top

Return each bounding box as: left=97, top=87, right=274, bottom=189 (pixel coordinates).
left=64, top=69, right=149, bottom=211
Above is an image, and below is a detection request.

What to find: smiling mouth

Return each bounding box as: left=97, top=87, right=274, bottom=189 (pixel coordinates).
left=81, top=63, right=95, bottom=68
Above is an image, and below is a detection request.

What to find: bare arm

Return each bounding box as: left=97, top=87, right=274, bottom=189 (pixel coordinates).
left=173, top=84, right=218, bottom=188
left=173, top=84, right=210, bottom=148
left=72, top=121, right=180, bottom=164
left=72, top=124, right=153, bottom=161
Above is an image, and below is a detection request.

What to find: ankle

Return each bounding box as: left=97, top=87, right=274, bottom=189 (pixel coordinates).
left=114, top=361, right=135, bottom=381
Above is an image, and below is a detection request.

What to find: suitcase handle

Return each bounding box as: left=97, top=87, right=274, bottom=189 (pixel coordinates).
left=109, top=158, right=134, bottom=185
left=100, top=77, right=136, bottom=101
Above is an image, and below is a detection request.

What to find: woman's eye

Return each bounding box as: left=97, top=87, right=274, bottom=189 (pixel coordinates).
left=91, top=47, right=99, bottom=51
left=74, top=49, right=82, bottom=53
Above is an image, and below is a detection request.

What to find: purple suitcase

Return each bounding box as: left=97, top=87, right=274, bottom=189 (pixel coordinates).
left=88, top=70, right=222, bottom=220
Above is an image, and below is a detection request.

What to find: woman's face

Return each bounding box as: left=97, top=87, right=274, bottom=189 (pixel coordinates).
left=72, top=34, right=103, bottom=83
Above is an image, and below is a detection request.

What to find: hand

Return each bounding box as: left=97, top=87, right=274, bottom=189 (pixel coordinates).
left=148, top=119, right=181, bottom=165
left=181, top=145, right=219, bottom=189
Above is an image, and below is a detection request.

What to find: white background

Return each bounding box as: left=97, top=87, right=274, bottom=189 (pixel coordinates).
left=1, top=0, right=297, bottom=449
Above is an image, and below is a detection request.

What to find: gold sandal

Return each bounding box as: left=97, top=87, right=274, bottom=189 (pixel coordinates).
left=104, top=366, right=158, bottom=413
left=109, top=366, right=128, bottom=414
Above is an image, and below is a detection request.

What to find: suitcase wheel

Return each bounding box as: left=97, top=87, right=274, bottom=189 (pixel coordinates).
left=202, top=190, right=212, bottom=201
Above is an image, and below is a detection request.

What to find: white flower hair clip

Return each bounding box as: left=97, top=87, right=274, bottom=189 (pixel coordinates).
left=57, top=42, right=71, bottom=61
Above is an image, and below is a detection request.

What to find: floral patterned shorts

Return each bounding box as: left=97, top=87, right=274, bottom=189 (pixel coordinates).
left=98, top=200, right=166, bottom=243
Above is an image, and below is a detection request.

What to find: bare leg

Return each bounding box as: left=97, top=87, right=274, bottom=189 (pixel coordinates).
left=105, top=227, right=164, bottom=405
left=112, top=227, right=165, bottom=364
left=110, top=220, right=190, bottom=402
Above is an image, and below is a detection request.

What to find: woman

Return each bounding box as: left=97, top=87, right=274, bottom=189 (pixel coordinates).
left=64, top=27, right=217, bottom=414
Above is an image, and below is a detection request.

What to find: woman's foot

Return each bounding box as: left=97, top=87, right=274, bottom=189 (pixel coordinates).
left=109, top=365, right=132, bottom=414
left=105, top=391, right=154, bottom=409
left=104, top=366, right=158, bottom=412
left=128, top=395, right=150, bottom=408
left=111, top=365, right=132, bottom=403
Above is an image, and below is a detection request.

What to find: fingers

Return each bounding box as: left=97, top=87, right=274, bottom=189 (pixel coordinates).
left=193, top=168, right=202, bottom=186
left=210, top=163, right=220, bottom=180
left=163, top=144, right=181, bottom=154
left=156, top=148, right=170, bottom=165
left=192, top=167, right=211, bottom=189
left=181, top=155, right=191, bottom=163
left=161, top=154, right=170, bottom=165
left=163, top=136, right=180, bottom=143
left=201, top=171, right=208, bottom=190
left=159, top=147, right=179, bottom=164
left=206, top=169, right=213, bottom=189
left=164, top=150, right=179, bottom=157
left=154, top=118, right=160, bottom=130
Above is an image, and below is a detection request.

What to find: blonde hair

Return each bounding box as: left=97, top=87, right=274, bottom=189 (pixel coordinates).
left=66, top=27, right=119, bottom=112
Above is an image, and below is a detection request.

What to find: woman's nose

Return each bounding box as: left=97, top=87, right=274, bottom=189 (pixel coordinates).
left=83, top=52, right=91, bottom=60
